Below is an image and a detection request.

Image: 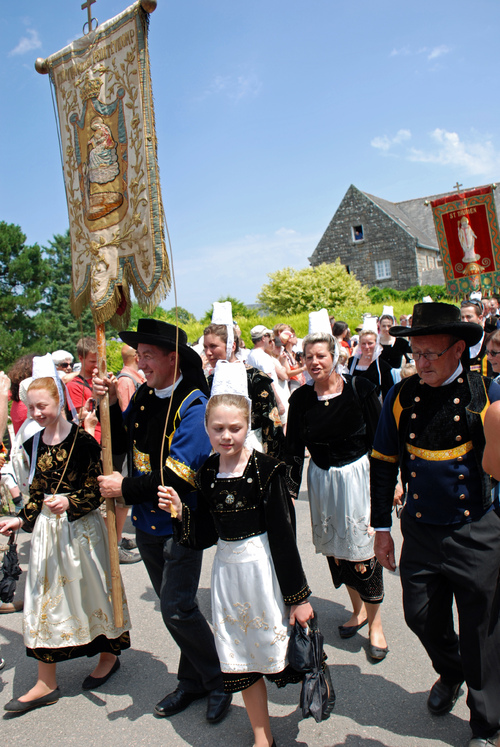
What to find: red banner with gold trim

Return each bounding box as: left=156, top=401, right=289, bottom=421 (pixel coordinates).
left=431, top=186, right=500, bottom=297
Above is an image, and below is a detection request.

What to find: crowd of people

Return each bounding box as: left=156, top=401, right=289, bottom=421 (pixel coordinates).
left=0, top=293, right=500, bottom=747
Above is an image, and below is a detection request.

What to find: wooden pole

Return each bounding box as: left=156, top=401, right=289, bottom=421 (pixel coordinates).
left=96, top=323, right=124, bottom=628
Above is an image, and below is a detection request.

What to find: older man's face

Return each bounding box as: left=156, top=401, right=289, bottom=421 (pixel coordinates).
left=411, top=334, right=465, bottom=388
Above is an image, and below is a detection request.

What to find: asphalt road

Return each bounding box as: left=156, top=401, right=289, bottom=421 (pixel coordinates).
left=0, top=476, right=472, bottom=747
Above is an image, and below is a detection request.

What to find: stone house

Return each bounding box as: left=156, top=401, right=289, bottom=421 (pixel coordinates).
left=309, top=184, right=455, bottom=289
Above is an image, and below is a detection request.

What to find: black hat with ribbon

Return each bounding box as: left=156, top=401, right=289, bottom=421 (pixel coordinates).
left=390, top=302, right=482, bottom=347
left=120, top=319, right=208, bottom=394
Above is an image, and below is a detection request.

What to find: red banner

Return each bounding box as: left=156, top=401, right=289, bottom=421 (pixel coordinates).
left=431, top=186, right=500, bottom=297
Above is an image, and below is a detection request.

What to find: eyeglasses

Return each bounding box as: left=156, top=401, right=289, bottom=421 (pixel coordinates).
left=408, top=342, right=457, bottom=362
left=461, top=299, right=483, bottom=310
left=486, top=349, right=500, bottom=357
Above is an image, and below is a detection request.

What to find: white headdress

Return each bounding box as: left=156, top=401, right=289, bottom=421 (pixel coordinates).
left=31, top=353, right=65, bottom=412
left=307, top=308, right=341, bottom=374
left=211, top=301, right=234, bottom=361
left=209, top=360, right=251, bottom=429
left=381, top=305, right=395, bottom=321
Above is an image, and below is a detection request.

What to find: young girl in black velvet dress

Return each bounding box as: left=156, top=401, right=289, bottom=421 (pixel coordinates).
left=158, top=391, right=313, bottom=747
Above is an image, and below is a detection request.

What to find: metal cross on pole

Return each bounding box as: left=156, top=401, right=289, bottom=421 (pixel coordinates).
left=454, top=181, right=463, bottom=193
left=81, top=0, right=97, bottom=34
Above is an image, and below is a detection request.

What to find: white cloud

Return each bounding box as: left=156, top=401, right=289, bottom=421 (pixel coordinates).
left=9, top=28, right=42, bottom=56
left=371, top=126, right=500, bottom=178
left=408, top=128, right=500, bottom=176
left=427, top=44, right=451, bottom=60
left=390, top=46, right=410, bottom=57
left=371, top=129, right=412, bottom=152
left=171, top=228, right=319, bottom=317
left=199, top=72, right=262, bottom=102
left=390, top=44, right=451, bottom=61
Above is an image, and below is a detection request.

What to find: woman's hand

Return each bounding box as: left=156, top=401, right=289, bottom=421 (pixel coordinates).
left=44, top=494, right=70, bottom=515
left=0, top=516, right=21, bottom=535
left=158, top=485, right=182, bottom=520
left=289, top=601, right=314, bottom=629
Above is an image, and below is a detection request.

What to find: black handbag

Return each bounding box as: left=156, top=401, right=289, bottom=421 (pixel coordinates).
left=288, top=612, right=336, bottom=722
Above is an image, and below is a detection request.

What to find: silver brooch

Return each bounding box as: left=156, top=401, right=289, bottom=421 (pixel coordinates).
left=225, top=494, right=235, bottom=504
left=247, top=478, right=253, bottom=483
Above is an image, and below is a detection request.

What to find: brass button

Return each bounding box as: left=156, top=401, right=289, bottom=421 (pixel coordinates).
left=416, top=512, right=422, bottom=518
left=414, top=396, right=420, bottom=402
left=149, top=389, right=153, bottom=394
left=459, top=474, right=464, bottom=480
left=419, top=380, right=424, bottom=385
left=410, top=454, right=416, bottom=460
left=454, top=415, right=460, bottom=422
left=455, top=435, right=462, bottom=442
left=140, top=405, right=145, bottom=411
left=458, top=378, right=463, bottom=384
left=409, top=433, right=416, bottom=439
left=135, top=422, right=139, bottom=428
left=151, top=525, right=156, bottom=530
left=459, top=494, right=465, bottom=500
left=454, top=398, right=460, bottom=404
left=411, top=413, right=417, bottom=419
left=413, top=493, right=418, bottom=499
left=411, top=471, right=416, bottom=478
left=133, top=515, right=137, bottom=520
left=457, top=456, right=463, bottom=462
left=133, top=439, right=136, bottom=445
left=463, top=510, right=470, bottom=517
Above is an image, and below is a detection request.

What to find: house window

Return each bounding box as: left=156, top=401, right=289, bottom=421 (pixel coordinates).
left=375, top=259, right=391, bottom=280
left=427, top=256, right=435, bottom=269
left=351, top=225, right=364, bottom=242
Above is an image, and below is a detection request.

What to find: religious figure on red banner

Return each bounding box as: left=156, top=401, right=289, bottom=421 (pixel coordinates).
left=458, top=216, right=480, bottom=263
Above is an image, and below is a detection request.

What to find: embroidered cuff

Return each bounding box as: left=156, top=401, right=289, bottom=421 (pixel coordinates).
left=371, top=449, right=398, bottom=464
left=165, top=456, right=196, bottom=487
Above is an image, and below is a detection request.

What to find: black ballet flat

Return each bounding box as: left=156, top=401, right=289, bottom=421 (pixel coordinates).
left=4, top=687, right=61, bottom=713
left=82, top=657, right=120, bottom=690
left=338, top=618, right=368, bottom=639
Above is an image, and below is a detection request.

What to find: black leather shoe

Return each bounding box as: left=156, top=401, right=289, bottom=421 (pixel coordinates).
left=427, top=677, right=463, bottom=715
left=338, top=618, right=368, bottom=639
left=82, top=657, right=120, bottom=690
left=4, top=687, right=61, bottom=713
left=154, top=687, right=206, bottom=718
left=206, top=688, right=232, bottom=723
left=469, top=735, right=500, bottom=747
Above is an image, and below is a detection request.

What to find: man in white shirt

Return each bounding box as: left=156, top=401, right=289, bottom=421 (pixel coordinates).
left=246, top=325, right=284, bottom=415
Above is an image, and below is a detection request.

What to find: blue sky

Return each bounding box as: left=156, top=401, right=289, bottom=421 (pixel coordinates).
left=1, top=0, right=500, bottom=318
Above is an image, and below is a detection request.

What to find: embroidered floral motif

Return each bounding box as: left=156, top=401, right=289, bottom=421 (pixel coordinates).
left=133, top=445, right=151, bottom=473
left=220, top=603, right=270, bottom=635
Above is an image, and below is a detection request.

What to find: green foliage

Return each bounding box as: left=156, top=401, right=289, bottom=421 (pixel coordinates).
left=367, top=284, right=450, bottom=304
left=35, top=231, right=97, bottom=357
left=0, top=222, right=52, bottom=368
left=200, top=296, right=254, bottom=325
left=129, top=302, right=196, bottom=329
left=105, top=339, right=124, bottom=374
left=257, top=261, right=369, bottom=315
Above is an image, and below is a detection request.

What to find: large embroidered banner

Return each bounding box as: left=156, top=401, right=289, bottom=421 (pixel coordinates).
left=44, top=1, right=170, bottom=327
left=431, top=186, right=500, bottom=298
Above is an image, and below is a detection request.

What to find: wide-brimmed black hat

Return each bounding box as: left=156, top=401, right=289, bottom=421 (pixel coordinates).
left=390, top=302, right=483, bottom=347
left=120, top=319, right=207, bottom=392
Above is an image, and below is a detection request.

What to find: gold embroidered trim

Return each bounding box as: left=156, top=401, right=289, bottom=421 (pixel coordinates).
left=371, top=449, right=398, bottom=464
left=133, top=445, right=151, bottom=473
left=165, top=456, right=196, bottom=487
left=283, top=584, right=311, bottom=606
left=406, top=441, right=473, bottom=462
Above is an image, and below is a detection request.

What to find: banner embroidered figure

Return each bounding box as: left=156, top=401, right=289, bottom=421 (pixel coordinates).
left=430, top=185, right=500, bottom=298
left=42, top=1, right=170, bottom=327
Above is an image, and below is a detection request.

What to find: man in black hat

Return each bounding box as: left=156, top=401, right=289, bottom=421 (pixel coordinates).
left=370, top=302, right=500, bottom=747
left=94, top=319, right=231, bottom=723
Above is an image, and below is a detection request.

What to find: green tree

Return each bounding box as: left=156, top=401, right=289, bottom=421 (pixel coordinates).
left=35, top=230, right=97, bottom=356
left=257, top=260, right=369, bottom=315
left=0, top=222, right=52, bottom=368
left=129, top=302, right=196, bottom=328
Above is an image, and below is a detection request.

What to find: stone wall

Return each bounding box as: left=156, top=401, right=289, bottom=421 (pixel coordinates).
left=310, top=185, right=444, bottom=289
